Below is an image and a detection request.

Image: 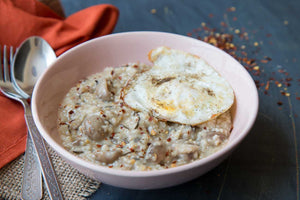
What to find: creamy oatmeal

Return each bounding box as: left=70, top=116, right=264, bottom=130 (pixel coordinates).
left=57, top=63, right=232, bottom=171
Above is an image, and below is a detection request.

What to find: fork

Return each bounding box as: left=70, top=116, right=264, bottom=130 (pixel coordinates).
left=0, top=45, right=64, bottom=200
left=0, top=46, right=42, bottom=200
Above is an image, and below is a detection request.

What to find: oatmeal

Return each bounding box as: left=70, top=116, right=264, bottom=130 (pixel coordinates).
left=57, top=63, right=232, bottom=171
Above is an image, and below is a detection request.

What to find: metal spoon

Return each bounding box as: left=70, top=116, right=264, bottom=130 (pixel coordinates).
left=12, top=37, right=56, bottom=99
left=11, top=37, right=62, bottom=200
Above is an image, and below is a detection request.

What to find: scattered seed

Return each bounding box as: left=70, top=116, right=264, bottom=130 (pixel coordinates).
left=253, top=66, right=260, bottom=71
left=151, top=9, right=156, bottom=14
left=227, top=7, right=236, bottom=12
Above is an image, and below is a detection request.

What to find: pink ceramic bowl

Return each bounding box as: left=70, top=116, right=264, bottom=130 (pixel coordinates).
left=32, top=31, right=259, bottom=189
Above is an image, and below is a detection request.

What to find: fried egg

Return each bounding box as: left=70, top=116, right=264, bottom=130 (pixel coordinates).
left=121, top=47, right=234, bottom=125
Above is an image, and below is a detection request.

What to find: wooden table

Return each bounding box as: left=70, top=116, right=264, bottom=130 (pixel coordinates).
left=60, top=0, right=300, bottom=199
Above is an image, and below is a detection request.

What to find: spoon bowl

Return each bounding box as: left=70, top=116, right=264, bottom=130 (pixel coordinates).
left=12, top=36, right=56, bottom=98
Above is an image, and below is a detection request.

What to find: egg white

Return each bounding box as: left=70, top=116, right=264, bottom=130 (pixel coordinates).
left=122, top=47, right=234, bottom=125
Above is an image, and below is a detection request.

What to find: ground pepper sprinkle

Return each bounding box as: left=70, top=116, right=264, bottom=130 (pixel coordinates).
left=186, top=7, right=297, bottom=108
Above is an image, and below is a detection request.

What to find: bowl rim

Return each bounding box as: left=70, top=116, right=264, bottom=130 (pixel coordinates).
left=32, top=31, right=259, bottom=177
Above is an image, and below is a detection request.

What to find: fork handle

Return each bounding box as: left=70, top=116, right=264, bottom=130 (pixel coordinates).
left=21, top=131, right=42, bottom=200
left=23, top=107, right=64, bottom=200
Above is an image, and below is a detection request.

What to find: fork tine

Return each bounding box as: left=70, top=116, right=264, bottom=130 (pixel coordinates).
left=3, top=45, right=10, bottom=82
left=9, top=46, right=14, bottom=82
left=10, top=46, right=14, bottom=68
left=0, top=45, right=2, bottom=81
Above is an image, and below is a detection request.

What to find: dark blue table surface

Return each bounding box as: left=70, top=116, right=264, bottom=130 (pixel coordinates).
left=60, top=0, right=300, bottom=199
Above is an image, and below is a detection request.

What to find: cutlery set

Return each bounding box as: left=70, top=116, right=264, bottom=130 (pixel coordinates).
left=0, top=37, right=63, bottom=200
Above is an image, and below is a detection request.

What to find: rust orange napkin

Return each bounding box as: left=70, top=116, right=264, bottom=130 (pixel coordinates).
left=0, top=0, right=119, bottom=168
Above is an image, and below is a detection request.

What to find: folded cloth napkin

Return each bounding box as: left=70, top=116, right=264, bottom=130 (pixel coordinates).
left=0, top=0, right=119, bottom=169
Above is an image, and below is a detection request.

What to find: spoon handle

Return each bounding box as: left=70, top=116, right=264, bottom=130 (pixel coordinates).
left=23, top=102, right=64, bottom=200
left=21, top=132, right=42, bottom=200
